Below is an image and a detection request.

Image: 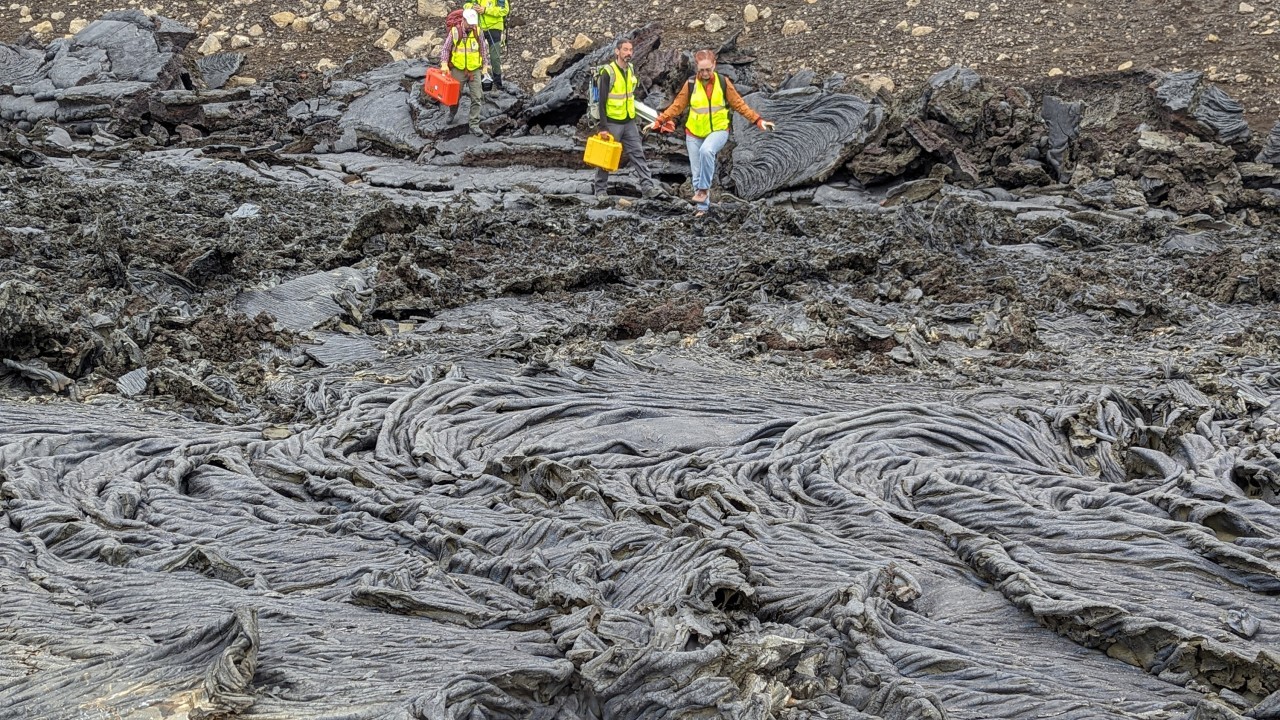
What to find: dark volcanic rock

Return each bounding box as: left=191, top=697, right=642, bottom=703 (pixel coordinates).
left=1257, top=121, right=1280, bottom=166
left=2, top=129, right=1280, bottom=718
left=0, top=44, right=46, bottom=87
left=0, top=12, right=193, bottom=129
left=1153, top=70, right=1252, bottom=145
left=729, top=86, right=882, bottom=200
left=197, top=52, right=245, bottom=90
left=521, top=24, right=668, bottom=127
left=1041, top=95, right=1082, bottom=182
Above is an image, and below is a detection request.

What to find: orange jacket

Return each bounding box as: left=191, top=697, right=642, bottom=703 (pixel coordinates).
left=656, top=74, right=762, bottom=135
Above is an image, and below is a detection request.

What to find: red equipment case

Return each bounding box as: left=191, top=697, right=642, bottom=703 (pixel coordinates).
left=424, top=67, right=461, bottom=106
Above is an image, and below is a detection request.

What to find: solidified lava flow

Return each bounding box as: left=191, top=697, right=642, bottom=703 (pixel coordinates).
left=3, top=11, right=1280, bottom=720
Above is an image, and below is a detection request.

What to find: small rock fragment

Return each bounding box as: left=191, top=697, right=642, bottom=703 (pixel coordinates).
left=374, top=28, right=400, bottom=50
left=782, top=19, right=810, bottom=36
left=402, top=34, right=433, bottom=57
left=198, top=34, right=222, bottom=55
left=856, top=73, right=894, bottom=93
left=417, top=0, right=448, bottom=17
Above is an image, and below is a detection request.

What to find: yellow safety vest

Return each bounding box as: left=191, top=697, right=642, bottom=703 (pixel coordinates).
left=603, top=62, right=637, bottom=121
left=476, top=0, right=508, bottom=32
left=686, top=73, right=729, bottom=137
left=449, top=26, right=483, bottom=71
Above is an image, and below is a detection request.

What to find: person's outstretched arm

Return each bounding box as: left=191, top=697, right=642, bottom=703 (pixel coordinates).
left=654, top=80, right=693, bottom=128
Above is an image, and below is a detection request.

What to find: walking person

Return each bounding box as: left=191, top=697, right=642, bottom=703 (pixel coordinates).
left=651, top=49, right=775, bottom=215
left=466, top=0, right=509, bottom=90
left=593, top=39, right=665, bottom=200
left=440, top=8, right=491, bottom=136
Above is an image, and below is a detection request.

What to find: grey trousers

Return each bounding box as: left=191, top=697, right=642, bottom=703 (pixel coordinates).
left=593, top=118, right=654, bottom=194
left=448, top=67, right=484, bottom=128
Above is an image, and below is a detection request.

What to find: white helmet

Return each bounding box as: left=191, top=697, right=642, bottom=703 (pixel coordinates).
left=462, top=8, right=479, bottom=24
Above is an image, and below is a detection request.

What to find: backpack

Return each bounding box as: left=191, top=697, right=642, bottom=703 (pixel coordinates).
left=586, top=65, right=606, bottom=124
left=586, top=64, right=611, bottom=127
left=445, top=9, right=482, bottom=49
left=446, top=8, right=465, bottom=31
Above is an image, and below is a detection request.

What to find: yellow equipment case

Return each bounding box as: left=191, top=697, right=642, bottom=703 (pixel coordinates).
left=583, top=132, right=622, bottom=172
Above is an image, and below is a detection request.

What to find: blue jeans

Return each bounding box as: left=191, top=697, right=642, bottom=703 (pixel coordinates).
left=686, top=130, right=729, bottom=204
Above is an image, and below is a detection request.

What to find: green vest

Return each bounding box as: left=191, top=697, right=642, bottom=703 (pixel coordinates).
left=603, top=62, right=637, bottom=121
left=686, top=73, right=729, bottom=137
left=449, top=26, right=482, bottom=71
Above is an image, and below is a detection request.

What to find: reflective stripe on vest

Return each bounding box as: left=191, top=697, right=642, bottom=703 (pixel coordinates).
left=450, top=27, right=483, bottom=71
left=604, top=62, right=637, bottom=121
left=686, top=73, right=729, bottom=137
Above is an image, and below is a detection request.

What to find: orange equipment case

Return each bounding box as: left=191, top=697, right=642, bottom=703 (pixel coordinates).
left=583, top=132, right=622, bottom=172
left=424, top=67, right=461, bottom=106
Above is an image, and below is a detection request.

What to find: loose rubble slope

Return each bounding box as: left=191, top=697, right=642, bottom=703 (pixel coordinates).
left=2, top=0, right=1279, bottom=129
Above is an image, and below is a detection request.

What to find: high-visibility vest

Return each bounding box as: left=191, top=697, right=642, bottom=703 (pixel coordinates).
left=476, top=0, right=508, bottom=31
left=449, top=26, right=483, bottom=71
left=603, top=62, right=637, bottom=121
left=686, top=73, right=729, bottom=137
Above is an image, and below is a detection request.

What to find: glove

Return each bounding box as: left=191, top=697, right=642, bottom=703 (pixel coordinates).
left=649, top=119, right=663, bottom=132
left=756, top=119, right=775, bottom=131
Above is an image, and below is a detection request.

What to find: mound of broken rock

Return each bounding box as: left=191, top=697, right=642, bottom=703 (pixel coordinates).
left=3, top=12, right=1280, bottom=211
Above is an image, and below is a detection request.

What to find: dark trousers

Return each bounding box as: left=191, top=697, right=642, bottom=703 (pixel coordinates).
left=593, top=118, right=654, bottom=195
left=483, top=29, right=504, bottom=84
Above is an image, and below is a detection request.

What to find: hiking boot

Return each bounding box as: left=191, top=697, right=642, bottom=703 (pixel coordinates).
left=469, top=125, right=485, bottom=137
left=594, top=191, right=609, bottom=205
left=642, top=184, right=667, bottom=199
left=446, top=108, right=458, bottom=124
